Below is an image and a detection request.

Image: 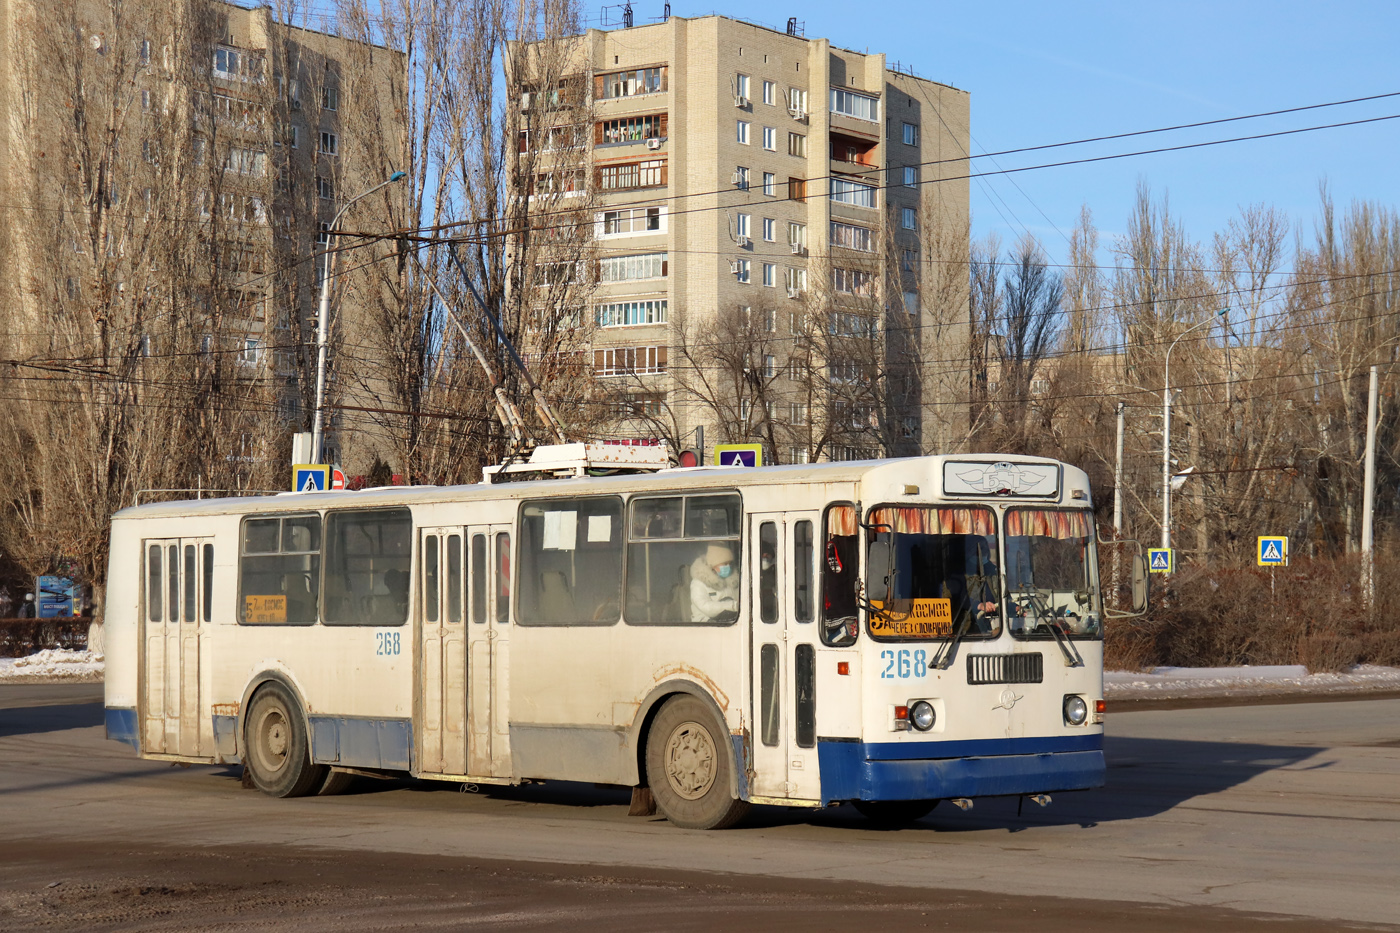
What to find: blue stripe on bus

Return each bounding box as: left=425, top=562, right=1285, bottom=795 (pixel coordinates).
left=308, top=716, right=412, bottom=771
left=816, top=735, right=1105, bottom=804
left=105, top=707, right=139, bottom=751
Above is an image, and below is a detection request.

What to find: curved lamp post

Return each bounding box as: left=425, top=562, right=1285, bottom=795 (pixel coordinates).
left=309, top=171, right=407, bottom=465
left=1161, top=307, right=1227, bottom=549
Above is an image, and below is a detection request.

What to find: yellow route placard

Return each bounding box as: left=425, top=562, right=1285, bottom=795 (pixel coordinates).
left=868, top=598, right=953, bottom=638
left=245, top=594, right=287, bottom=624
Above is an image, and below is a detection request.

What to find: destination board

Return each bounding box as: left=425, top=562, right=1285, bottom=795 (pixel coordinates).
left=868, top=598, right=953, bottom=638
left=245, top=594, right=287, bottom=624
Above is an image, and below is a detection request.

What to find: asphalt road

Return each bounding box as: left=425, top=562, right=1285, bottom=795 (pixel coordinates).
left=1, top=684, right=1397, bottom=931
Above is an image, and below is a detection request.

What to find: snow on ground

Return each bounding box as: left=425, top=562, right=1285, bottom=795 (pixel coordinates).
left=0, top=648, right=104, bottom=682
left=1106, top=664, right=1400, bottom=700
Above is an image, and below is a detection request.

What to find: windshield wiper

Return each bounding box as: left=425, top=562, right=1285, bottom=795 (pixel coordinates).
left=931, top=611, right=974, bottom=670
left=1019, top=585, right=1083, bottom=668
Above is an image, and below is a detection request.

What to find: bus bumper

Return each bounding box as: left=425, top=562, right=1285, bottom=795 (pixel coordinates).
left=105, top=707, right=139, bottom=751
left=816, top=735, right=1104, bottom=804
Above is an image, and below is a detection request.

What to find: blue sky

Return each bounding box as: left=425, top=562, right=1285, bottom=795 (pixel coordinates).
left=591, top=1, right=1400, bottom=268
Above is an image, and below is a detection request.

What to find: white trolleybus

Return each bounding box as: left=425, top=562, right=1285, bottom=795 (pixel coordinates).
left=104, top=446, right=1144, bottom=829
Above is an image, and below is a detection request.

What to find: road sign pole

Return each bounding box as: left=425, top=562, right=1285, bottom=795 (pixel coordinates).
left=1361, top=365, right=1378, bottom=611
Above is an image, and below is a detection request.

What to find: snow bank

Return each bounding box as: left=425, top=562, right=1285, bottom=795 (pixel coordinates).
left=0, top=648, right=105, bottom=681
left=1106, top=664, right=1400, bottom=700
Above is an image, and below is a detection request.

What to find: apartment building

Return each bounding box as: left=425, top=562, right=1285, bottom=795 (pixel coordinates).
left=0, top=0, right=404, bottom=477
left=514, top=14, right=970, bottom=463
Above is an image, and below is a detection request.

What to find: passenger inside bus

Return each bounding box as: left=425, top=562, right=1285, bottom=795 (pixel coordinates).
left=690, top=544, right=740, bottom=623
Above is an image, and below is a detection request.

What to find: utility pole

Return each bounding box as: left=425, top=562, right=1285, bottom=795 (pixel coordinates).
left=1361, top=365, right=1379, bottom=610
left=1113, top=402, right=1125, bottom=537
left=1162, top=308, right=1227, bottom=550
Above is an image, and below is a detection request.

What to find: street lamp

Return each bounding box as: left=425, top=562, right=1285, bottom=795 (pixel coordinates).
left=309, top=171, right=408, bottom=465
left=1161, top=307, right=1227, bottom=549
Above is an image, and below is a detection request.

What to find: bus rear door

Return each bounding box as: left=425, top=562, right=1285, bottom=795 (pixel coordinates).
left=418, top=528, right=466, bottom=776
left=141, top=537, right=213, bottom=759
left=748, top=512, right=822, bottom=803
left=467, top=525, right=512, bottom=777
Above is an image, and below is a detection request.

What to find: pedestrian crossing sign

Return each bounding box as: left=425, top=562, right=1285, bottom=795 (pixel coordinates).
left=1147, top=547, right=1174, bottom=573
left=293, top=464, right=330, bottom=492
left=714, top=444, right=763, bottom=468
left=1257, top=536, right=1288, bottom=567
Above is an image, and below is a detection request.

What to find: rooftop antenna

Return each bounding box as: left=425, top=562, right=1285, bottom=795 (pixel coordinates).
left=786, top=17, right=803, bottom=37
left=663, top=2, right=671, bottom=21
left=623, top=2, right=633, bottom=27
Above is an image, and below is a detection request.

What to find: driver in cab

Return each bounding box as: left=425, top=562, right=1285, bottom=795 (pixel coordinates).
left=691, top=544, right=739, bottom=622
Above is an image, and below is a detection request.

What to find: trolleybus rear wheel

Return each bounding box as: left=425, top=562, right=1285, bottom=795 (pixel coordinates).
left=244, top=683, right=326, bottom=798
left=645, top=695, right=750, bottom=830
left=853, top=799, right=938, bottom=825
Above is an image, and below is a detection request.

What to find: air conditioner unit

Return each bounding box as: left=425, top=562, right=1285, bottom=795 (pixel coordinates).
left=733, top=96, right=749, bottom=108
left=786, top=287, right=800, bottom=299
left=645, top=137, right=662, bottom=150
left=729, top=260, right=743, bottom=274
left=731, top=171, right=747, bottom=187
left=788, top=107, right=807, bottom=122
left=290, top=98, right=302, bottom=111
left=789, top=242, right=805, bottom=255
left=737, top=234, right=751, bottom=248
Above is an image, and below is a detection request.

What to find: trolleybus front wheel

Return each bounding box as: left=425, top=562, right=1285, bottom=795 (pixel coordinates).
left=853, top=799, right=939, bottom=825
left=243, top=683, right=327, bottom=798
left=645, top=695, right=750, bottom=830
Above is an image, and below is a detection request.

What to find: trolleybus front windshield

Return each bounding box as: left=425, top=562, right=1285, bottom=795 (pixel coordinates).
left=1004, top=508, right=1101, bottom=638
left=865, top=506, right=1000, bottom=641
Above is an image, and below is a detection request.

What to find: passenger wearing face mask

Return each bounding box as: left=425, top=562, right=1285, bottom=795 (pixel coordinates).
left=691, top=544, right=740, bottom=623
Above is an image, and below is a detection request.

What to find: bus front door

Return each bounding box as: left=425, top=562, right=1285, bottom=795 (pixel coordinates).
left=141, top=537, right=213, bottom=759
left=418, top=528, right=466, bottom=776
left=466, top=525, right=512, bottom=777
left=748, top=512, right=822, bottom=802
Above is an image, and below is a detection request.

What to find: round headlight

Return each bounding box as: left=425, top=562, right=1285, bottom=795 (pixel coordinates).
left=1064, top=695, right=1088, bottom=726
left=910, top=700, right=936, bottom=731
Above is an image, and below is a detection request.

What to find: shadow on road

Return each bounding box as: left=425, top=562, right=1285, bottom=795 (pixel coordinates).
left=0, top=702, right=103, bottom=738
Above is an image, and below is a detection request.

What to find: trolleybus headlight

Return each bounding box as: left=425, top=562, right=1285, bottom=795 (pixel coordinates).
left=909, top=700, right=936, bottom=731
left=1063, top=695, right=1088, bottom=726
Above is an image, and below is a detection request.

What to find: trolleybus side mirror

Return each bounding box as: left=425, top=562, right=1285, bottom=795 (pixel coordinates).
left=1131, top=553, right=1150, bottom=613
left=866, top=539, right=893, bottom=604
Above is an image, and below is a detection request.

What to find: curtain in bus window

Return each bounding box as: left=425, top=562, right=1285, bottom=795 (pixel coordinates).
left=820, top=504, right=858, bottom=646
left=518, top=498, right=620, bottom=625
left=1004, top=509, right=1091, bottom=540
left=624, top=494, right=742, bottom=624
left=239, top=515, right=321, bottom=625
left=871, top=507, right=995, bottom=536
left=322, top=509, right=413, bottom=626
left=868, top=506, right=1000, bottom=640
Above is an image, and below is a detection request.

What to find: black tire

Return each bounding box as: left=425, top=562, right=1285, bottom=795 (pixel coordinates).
left=317, top=769, right=356, bottom=796
left=645, top=695, right=750, bottom=830
left=853, top=799, right=938, bottom=825
left=243, top=683, right=326, bottom=798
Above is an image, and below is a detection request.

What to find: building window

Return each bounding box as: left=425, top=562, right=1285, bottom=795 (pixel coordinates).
left=763, top=355, right=776, bottom=378
left=740, top=398, right=752, bottom=421
left=322, top=86, right=339, bottom=111
left=213, top=46, right=240, bottom=79
left=830, top=177, right=876, bottom=208
left=902, top=248, right=918, bottom=271
left=737, top=119, right=750, bottom=144
left=599, top=252, right=667, bottom=282
left=788, top=177, right=807, bottom=201
left=903, top=165, right=918, bottom=188
left=239, top=338, right=260, bottom=365
left=833, top=268, right=875, bottom=296
left=596, top=299, right=668, bottom=327
left=289, top=125, right=298, bottom=149
left=734, top=259, right=751, bottom=283
left=789, top=446, right=810, bottom=464
left=762, top=126, right=776, bottom=150
left=762, top=262, right=775, bottom=287
left=789, top=404, right=808, bottom=425
left=901, top=207, right=918, bottom=229
left=762, top=217, right=775, bottom=241
left=788, top=87, right=807, bottom=115
left=765, top=308, right=777, bottom=332
left=788, top=132, right=807, bottom=158
left=736, top=213, right=750, bottom=239
left=830, top=88, right=879, bottom=122
left=227, top=147, right=266, bottom=175
left=763, top=80, right=775, bottom=105
left=788, top=222, right=807, bottom=250
left=141, top=89, right=152, bottom=112
left=139, top=39, right=151, bottom=65
left=596, top=113, right=666, bottom=144
left=319, top=131, right=338, bottom=155
left=785, top=267, right=808, bottom=294
left=317, top=222, right=330, bottom=246
left=734, top=165, right=750, bottom=189
left=598, top=66, right=666, bottom=98
left=903, top=417, right=919, bottom=439
left=594, top=345, right=667, bottom=376
left=598, top=158, right=667, bottom=190
left=613, top=392, right=664, bottom=418
left=600, top=205, right=664, bottom=236
left=903, top=122, right=919, bottom=146
left=830, top=221, right=871, bottom=251
left=903, top=290, right=920, bottom=315
left=1031, top=378, right=1050, bottom=395
left=317, top=176, right=333, bottom=200
left=762, top=172, right=776, bottom=196
left=735, top=73, right=750, bottom=101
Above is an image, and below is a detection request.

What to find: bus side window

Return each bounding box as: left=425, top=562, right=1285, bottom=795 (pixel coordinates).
left=495, top=532, right=510, bottom=624
left=202, top=544, right=214, bottom=623
left=167, top=545, right=179, bottom=623
left=820, top=503, right=859, bottom=647
left=471, top=534, right=486, bottom=623
left=323, top=509, right=413, bottom=626
left=793, top=520, right=813, bottom=623
left=183, top=544, right=196, bottom=623
left=424, top=535, right=440, bottom=623
left=147, top=544, right=162, bottom=623
left=239, top=514, right=321, bottom=625
left=759, top=522, right=778, bottom=623
left=446, top=534, right=462, bottom=624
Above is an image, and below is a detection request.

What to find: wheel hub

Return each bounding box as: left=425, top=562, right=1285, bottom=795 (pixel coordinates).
left=257, top=710, right=289, bottom=773
left=665, top=721, right=716, bottom=800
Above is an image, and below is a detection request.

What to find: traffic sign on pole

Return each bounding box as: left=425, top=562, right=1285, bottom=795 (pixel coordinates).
left=292, top=464, right=330, bottom=492
left=331, top=468, right=346, bottom=490
left=1257, top=536, right=1288, bottom=567
left=714, top=443, right=763, bottom=468
left=1147, top=547, right=1175, bottom=574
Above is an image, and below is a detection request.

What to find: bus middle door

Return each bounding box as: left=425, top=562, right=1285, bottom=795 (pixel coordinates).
left=748, top=511, right=822, bottom=802
left=141, top=537, right=213, bottom=759
left=418, top=528, right=466, bottom=776
left=466, top=524, right=512, bottom=777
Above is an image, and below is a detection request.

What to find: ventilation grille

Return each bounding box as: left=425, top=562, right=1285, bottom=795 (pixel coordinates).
left=967, top=653, right=1043, bottom=685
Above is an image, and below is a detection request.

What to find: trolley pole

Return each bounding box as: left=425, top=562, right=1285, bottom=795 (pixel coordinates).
left=1361, top=365, right=1379, bottom=610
